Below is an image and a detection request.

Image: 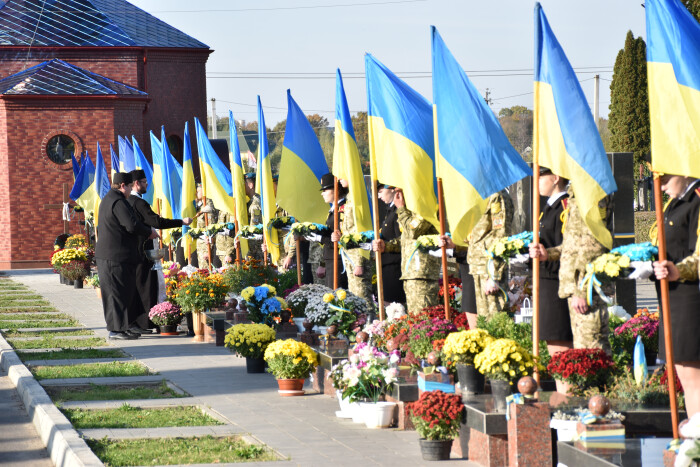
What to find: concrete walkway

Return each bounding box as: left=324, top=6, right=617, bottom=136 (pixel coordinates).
left=5, top=270, right=478, bottom=466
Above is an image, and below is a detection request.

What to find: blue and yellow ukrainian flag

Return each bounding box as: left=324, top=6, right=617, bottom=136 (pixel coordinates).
left=132, top=136, right=155, bottom=205
left=151, top=127, right=183, bottom=244
left=94, top=143, right=111, bottom=225
left=633, top=335, right=648, bottom=386
left=71, top=152, right=80, bottom=180
left=432, top=27, right=531, bottom=246
left=534, top=3, right=617, bottom=249
left=69, top=151, right=98, bottom=214
left=194, top=117, right=236, bottom=215
left=333, top=70, right=373, bottom=234
left=181, top=122, right=198, bottom=259
left=118, top=136, right=136, bottom=173
left=365, top=53, right=438, bottom=227
left=256, top=97, right=280, bottom=264
left=277, top=90, right=329, bottom=224
left=110, top=144, right=120, bottom=179
left=228, top=111, right=249, bottom=257
left=150, top=130, right=165, bottom=213
left=647, top=0, right=700, bottom=178
left=161, top=126, right=183, bottom=216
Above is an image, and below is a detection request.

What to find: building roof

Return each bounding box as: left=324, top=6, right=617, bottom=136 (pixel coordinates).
left=0, top=58, right=148, bottom=95
left=0, top=0, right=208, bottom=48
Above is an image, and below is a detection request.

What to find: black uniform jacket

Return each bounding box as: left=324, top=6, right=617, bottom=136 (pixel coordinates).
left=95, top=189, right=152, bottom=264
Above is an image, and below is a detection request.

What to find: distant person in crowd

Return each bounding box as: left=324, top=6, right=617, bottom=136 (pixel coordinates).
left=195, top=184, right=218, bottom=269
left=244, top=172, right=263, bottom=262
left=318, top=173, right=348, bottom=289
left=373, top=183, right=406, bottom=305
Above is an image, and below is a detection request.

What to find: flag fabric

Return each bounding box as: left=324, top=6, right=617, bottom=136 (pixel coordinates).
left=365, top=53, right=438, bottom=228
left=118, top=136, right=136, bottom=172
left=333, top=70, right=373, bottom=234
left=256, top=97, right=280, bottom=264
left=69, top=151, right=98, bottom=213
left=228, top=111, right=250, bottom=257
left=247, top=151, right=257, bottom=169
left=633, top=335, right=648, bottom=386
left=646, top=0, right=700, bottom=178
left=181, top=122, right=198, bottom=259
left=534, top=3, right=617, bottom=249
left=278, top=90, right=329, bottom=224
left=432, top=27, right=531, bottom=245
left=161, top=127, right=183, bottom=217
left=110, top=144, right=120, bottom=179
left=71, top=152, right=80, bottom=180
left=151, top=128, right=183, bottom=244
left=194, top=117, right=235, bottom=215
left=132, top=136, right=154, bottom=205
left=150, top=130, right=164, bottom=214
left=93, top=143, right=110, bottom=226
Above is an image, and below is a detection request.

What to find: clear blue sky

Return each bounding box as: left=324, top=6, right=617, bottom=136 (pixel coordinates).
left=130, top=0, right=646, bottom=125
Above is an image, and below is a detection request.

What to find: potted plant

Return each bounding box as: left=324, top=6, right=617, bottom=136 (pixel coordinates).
left=406, top=317, right=458, bottom=361
left=547, top=348, right=614, bottom=396
left=443, top=329, right=494, bottom=397
left=283, top=283, right=334, bottom=329
left=474, top=338, right=538, bottom=412
left=51, top=248, right=88, bottom=285
left=263, top=339, right=318, bottom=396
left=148, top=302, right=183, bottom=335
left=172, top=272, right=229, bottom=342
left=614, top=310, right=659, bottom=364
left=323, top=289, right=361, bottom=340
left=409, top=390, right=464, bottom=461
left=240, top=284, right=286, bottom=326
left=61, top=259, right=90, bottom=288
left=329, top=361, right=353, bottom=418
left=225, top=323, right=276, bottom=373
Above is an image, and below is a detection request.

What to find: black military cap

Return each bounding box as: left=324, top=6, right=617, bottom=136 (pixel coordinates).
left=319, top=173, right=336, bottom=191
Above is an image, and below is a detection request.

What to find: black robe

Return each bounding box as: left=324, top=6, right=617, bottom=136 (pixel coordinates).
left=380, top=203, right=406, bottom=303
left=320, top=198, right=348, bottom=289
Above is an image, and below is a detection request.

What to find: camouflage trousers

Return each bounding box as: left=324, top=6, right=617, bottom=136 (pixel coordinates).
left=245, top=239, right=264, bottom=262
left=347, top=268, right=373, bottom=304
left=567, top=295, right=611, bottom=354
left=472, top=274, right=509, bottom=320
left=404, top=278, right=439, bottom=315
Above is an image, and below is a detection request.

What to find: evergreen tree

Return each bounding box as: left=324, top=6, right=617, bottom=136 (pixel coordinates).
left=682, top=0, right=700, bottom=21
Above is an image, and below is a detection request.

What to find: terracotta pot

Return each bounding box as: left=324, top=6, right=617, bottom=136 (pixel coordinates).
left=276, top=378, right=305, bottom=396
left=191, top=310, right=205, bottom=342
left=555, top=379, right=574, bottom=396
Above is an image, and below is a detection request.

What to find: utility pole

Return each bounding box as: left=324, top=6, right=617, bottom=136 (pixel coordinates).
left=210, top=98, right=218, bottom=138
left=484, top=88, right=493, bottom=106
left=593, top=74, right=600, bottom=129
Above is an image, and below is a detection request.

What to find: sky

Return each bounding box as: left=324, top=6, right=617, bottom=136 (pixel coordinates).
left=129, top=0, right=647, bottom=126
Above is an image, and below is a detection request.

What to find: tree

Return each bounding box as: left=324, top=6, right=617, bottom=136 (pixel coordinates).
left=682, top=0, right=700, bottom=20
left=351, top=112, right=370, bottom=173
left=498, top=105, right=533, bottom=154
left=598, top=117, right=612, bottom=152
left=608, top=31, right=650, bottom=167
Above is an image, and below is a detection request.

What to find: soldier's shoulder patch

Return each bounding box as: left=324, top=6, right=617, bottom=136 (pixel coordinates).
left=561, top=198, right=568, bottom=210
left=492, top=202, right=502, bottom=214
left=409, top=218, right=421, bottom=229
left=493, top=216, right=505, bottom=229
left=339, top=205, right=345, bottom=213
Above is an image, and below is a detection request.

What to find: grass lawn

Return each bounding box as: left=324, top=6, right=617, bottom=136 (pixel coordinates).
left=30, top=361, right=152, bottom=380
left=16, top=348, right=126, bottom=362
left=46, top=380, right=187, bottom=402
left=8, top=337, right=107, bottom=349
left=0, top=319, right=79, bottom=329
left=0, top=300, right=52, bottom=307
left=62, top=404, right=220, bottom=429
left=3, top=329, right=93, bottom=338
left=0, top=313, right=73, bottom=320
left=0, top=307, right=59, bottom=313
left=85, top=436, right=277, bottom=465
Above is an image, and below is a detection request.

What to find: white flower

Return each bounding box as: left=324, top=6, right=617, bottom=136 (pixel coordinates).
left=349, top=354, right=359, bottom=364
left=382, top=367, right=398, bottom=385
left=385, top=302, right=406, bottom=321
left=680, top=413, right=700, bottom=439
left=389, top=352, right=400, bottom=364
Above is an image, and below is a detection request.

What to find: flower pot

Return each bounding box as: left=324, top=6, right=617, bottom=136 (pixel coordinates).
left=645, top=351, right=658, bottom=365
left=314, top=325, right=328, bottom=336
left=292, top=317, right=306, bottom=333
left=245, top=357, right=266, bottom=374
left=159, top=324, right=179, bottom=335
left=360, top=401, right=396, bottom=429
left=349, top=402, right=365, bottom=423
left=456, top=363, right=485, bottom=399
left=555, top=379, right=575, bottom=396
left=73, top=279, right=84, bottom=289
left=276, top=378, right=305, bottom=396
left=59, top=274, right=64, bottom=284
left=418, top=438, right=453, bottom=461
left=185, top=312, right=195, bottom=337
left=335, top=390, right=353, bottom=418
left=192, top=310, right=205, bottom=342
left=489, top=379, right=512, bottom=413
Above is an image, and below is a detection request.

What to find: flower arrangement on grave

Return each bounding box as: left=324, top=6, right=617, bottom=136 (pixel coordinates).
left=409, top=390, right=464, bottom=441
left=162, top=261, right=180, bottom=278
left=50, top=248, right=88, bottom=268
left=222, top=259, right=278, bottom=295
left=285, top=283, right=334, bottom=324
left=172, top=272, right=228, bottom=313
left=406, top=317, right=458, bottom=361
left=322, top=289, right=368, bottom=338
left=60, top=259, right=90, bottom=281
left=237, top=224, right=264, bottom=239
left=438, top=276, right=463, bottom=311
left=487, top=231, right=533, bottom=262
left=474, top=338, right=539, bottom=382
left=187, top=223, right=228, bottom=239
left=268, top=216, right=295, bottom=229
left=339, top=343, right=399, bottom=402
left=224, top=323, right=276, bottom=359
left=263, top=339, right=318, bottom=380
left=288, top=222, right=331, bottom=239
left=148, top=302, right=183, bottom=326
left=603, top=367, right=682, bottom=407
left=443, top=329, right=495, bottom=366
left=64, top=234, right=88, bottom=249
left=385, top=302, right=406, bottom=321
left=677, top=413, right=700, bottom=467
left=614, top=313, right=659, bottom=355
left=87, top=274, right=100, bottom=288
left=240, top=284, right=287, bottom=326
left=338, top=230, right=375, bottom=250
left=362, top=319, right=389, bottom=348
left=546, top=348, right=614, bottom=389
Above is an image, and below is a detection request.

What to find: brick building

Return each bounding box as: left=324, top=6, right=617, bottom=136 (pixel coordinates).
left=0, top=0, right=211, bottom=268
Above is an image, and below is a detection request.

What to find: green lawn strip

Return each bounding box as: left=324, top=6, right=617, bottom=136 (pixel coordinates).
left=85, top=436, right=276, bottom=465
left=0, top=307, right=59, bottom=313
left=62, top=404, right=220, bottom=429
left=8, top=337, right=107, bottom=349
left=16, top=348, right=126, bottom=362
left=0, top=300, right=51, bottom=307
left=0, top=294, right=45, bottom=301
left=0, top=319, right=79, bottom=329
left=0, top=313, right=73, bottom=320
left=46, top=380, right=187, bottom=402
left=30, top=361, right=152, bottom=380
left=3, top=329, right=93, bottom=338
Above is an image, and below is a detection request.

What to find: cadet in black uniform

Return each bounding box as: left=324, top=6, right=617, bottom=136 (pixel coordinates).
left=376, top=183, right=406, bottom=304
left=318, top=173, right=348, bottom=289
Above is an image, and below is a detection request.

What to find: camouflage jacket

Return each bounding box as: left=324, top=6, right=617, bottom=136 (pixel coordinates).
left=467, top=190, right=513, bottom=280
left=196, top=199, right=217, bottom=256
left=248, top=194, right=262, bottom=225
left=216, top=211, right=236, bottom=257
left=341, top=201, right=369, bottom=268
left=547, top=186, right=612, bottom=299
left=388, top=206, right=439, bottom=280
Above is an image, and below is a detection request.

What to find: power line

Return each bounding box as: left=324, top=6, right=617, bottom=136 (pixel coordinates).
left=207, top=66, right=614, bottom=76
left=207, top=70, right=613, bottom=80
left=150, top=0, right=428, bottom=13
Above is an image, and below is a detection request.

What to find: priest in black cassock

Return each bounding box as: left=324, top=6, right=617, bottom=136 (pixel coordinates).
left=128, top=169, right=192, bottom=333
left=95, top=172, right=157, bottom=340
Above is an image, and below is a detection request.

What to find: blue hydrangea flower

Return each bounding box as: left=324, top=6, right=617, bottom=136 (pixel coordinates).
left=254, top=286, right=270, bottom=302
left=261, top=297, right=282, bottom=315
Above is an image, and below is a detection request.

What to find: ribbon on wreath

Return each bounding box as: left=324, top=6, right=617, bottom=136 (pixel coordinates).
left=666, top=438, right=681, bottom=453
left=580, top=271, right=613, bottom=306
left=62, top=203, right=74, bottom=221
left=505, top=393, right=533, bottom=420
left=578, top=409, right=601, bottom=425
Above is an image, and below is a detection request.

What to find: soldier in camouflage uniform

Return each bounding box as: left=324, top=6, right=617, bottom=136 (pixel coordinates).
left=531, top=184, right=613, bottom=354
left=374, top=188, right=439, bottom=315
left=215, top=211, right=236, bottom=266
left=244, top=173, right=264, bottom=262
left=341, top=200, right=373, bottom=303
left=467, top=190, right=514, bottom=320
left=195, top=187, right=218, bottom=269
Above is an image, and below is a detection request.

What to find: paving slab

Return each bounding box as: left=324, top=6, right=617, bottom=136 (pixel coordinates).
left=23, top=357, right=134, bottom=366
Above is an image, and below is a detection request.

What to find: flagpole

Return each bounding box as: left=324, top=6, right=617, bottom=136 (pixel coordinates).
left=531, top=164, right=541, bottom=385
left=296, top=238, right=302, bottom=286
left=333, top=176, right=339, bottom=290
left=653, top=173, right=680, bottom=440
left=232, top=198, right=242, bottom=264
left=156, top=199, right=163, bottom=250
left=436, top=178, right=451, bottom=321
left=202, top=193, right=212, bottom=272
left=371, top=179, right=386, bottom=321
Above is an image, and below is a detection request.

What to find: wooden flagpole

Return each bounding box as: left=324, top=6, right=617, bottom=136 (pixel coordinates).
left=296, top=238, right=302, bottom=286
left=653, top=173, right=680, bottom=440
left=232, top=198, right=242, bottom=264
left=436, top=178, right=451, bottom=321
left=333, top=177, right=339, bottom=290
left=371, top=180, right=386, bottom=321
left=531, top=164, right=541, bottom=385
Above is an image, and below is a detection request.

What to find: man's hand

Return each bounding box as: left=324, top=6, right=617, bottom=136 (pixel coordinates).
left=316, top=266, right=326, bottom=278
left=529, top=243, right=548, bottom=260
left=261, top=243, right=267, bottom=253
left=438, top=235, right=455, bottom=249
left=148, top=228, right=159, bottom=240
left=182, top=217, right=193, bottom=226
left=483, top=278, right=499, bottom=295
left=372, top=239, right=385, bottom=253
left=200, top=205, right=212, bottom=214
left=354, top=266, right=364, bottom=277
left=394, top=189, right=405, bottom=208
left=331, top=230, right=341, bottom=243
left=571, top=296, right=588, bottom=314
left=283, top=256, right=293, bottom=269
left=653, top=260, right=680, bottom=282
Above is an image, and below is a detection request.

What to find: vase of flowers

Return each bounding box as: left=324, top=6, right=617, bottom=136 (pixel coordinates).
left=240, top=284, right=286, bottom=326
left=474, top=338, right=539, bottom=412
left=614, top=310, right=659, bottom=364
left=547, top=348, right=614, bottom=396
left=264, top=339, right=318, bottom=396
left=444, top=329, right=494, bottom=398
left=148, top=302, right=183, bottom=335
left=410, top=390, right=464, bottom=461
left=323, top=289, right=364, bottom=339
left=224, top=323, right=276, bottom=373
left=172, top=272, right=229, bottom=342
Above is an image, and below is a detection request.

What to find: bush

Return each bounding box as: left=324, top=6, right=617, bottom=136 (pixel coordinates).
left=634, top=211, right=656, bottom=243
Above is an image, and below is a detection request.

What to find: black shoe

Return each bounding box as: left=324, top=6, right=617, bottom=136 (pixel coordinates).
left=129, top=326, right=152, bottom=334
left=109, top=331, right=138, bottom=340
left=125, top=329, right=141, bottom=338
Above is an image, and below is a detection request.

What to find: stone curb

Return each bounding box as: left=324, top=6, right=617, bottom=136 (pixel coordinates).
left=8, top=335, right=98, bottom=341
left=0, top=337, right=104, bottom=467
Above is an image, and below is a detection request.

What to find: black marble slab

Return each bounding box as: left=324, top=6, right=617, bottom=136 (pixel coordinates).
left=314, top=347, right=349, bottom=371
left=203, top=311, right=228, bottom=331
left=557, top=437, right=670, bottom=467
